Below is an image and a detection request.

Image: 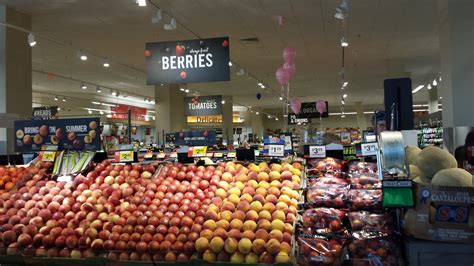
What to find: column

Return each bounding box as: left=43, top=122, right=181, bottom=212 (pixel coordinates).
left=354, top=102, right=368, bottom=129
left=428, top=88, right=439, bottom=114
left=0, top=6, right=32, bottom=154
left=250, top=107, right=264, bottom=142
left=221, top=95, right=233, bottom=145
left=154, top=85, right=186, bottom=145
left=438, top=0, right=474, bottom=127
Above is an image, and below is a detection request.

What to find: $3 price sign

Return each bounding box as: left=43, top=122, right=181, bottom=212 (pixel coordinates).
left=309, top=145, right=326, bottom=158
left=361, top=142, right=378, bottom=156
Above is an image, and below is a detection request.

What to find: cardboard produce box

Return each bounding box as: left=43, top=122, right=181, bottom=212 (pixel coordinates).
left=403, top=183, right=474, bottom=243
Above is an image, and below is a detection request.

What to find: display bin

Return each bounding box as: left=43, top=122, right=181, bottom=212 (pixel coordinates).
left=0, top=253, right=26, bottom=265
left=404, top=237, right=474, bottom=266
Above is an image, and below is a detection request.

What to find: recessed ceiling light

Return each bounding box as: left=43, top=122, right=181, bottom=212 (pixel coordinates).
left=62, top=97, right=66, bottom=102
left=256, top=111, right=259, bottom=115
left=96, top=86, right=102, bottom=93
left=102, top=58, right=110, bottom=68
left=427, top=84, right=432, bottom=90
left=221, top=100, right=226, bottom=104
left=78, top=51, right=87, bottom=61
left=137, top=0, right=147, bottom=7
left=81, top=83, right=87, bottom=90
left=228, top=61, right=233, bottom=67
left=343, top=81, right=348, bottom=87
left=343, top=93, right=347, bottom=98
left=180, top=88, right=185, bottom=91
left=267, top=115, right=271, bottom=119
left=341, top=100, right=345, bottom=105
left=185, top=89, right=190, bottom=93
left=275, top=117, right=279, bottom=121
left=54, top=96, right=59, bottom=101
left=28, top=33, right=36, bottom=47
left=279, top=96, right=283, bottom=101
left=88, top=109, right=92, bottom=114
left=432, top=79, right=437, bottom=86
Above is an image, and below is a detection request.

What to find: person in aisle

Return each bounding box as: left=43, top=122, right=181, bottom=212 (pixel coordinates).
left=454, top=130, right=474, bottom=169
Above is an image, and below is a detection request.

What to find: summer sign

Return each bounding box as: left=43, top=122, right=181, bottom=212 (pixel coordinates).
left=146, top=37, right=230, bottom=85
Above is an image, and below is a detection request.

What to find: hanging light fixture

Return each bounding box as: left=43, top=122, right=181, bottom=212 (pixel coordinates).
left=427, top=84, right=432, bottom=90
left=99, top=110, right=104, bottom=115
left=81, top=83, right=87, bottom=90
left=279, top=96, right=283, bottom=101
left=432, top=79, right=437, bottom=86
left=54, top=96, right=59, bottom=101
left=343, top=93, right=347, bottom=98
left=102, top=58, right=110, bottom=68
left=221, top=100, right=226, bottom=104
left=28, top=33, right=36, bottom=47
left=96, top=86, right=102, bottom=93
left=111, top=90, right=117, bottom=96
left=62, top=97, right=67, bottom=102
left=78, top=51, right=87, bottom=61
left=340, top=36, right=349, bottom=47
left=88, top=109, right=92, bottom=114
left=137, top=0, right=147, bottom=7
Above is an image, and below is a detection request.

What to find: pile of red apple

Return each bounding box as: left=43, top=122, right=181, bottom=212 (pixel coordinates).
left=298, top=236, right=344, bottom=265
left=0, top=161, right=53, bottom=192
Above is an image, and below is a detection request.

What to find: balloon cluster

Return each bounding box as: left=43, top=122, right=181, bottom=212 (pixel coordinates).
left=275, top=48, right=296, bottom=86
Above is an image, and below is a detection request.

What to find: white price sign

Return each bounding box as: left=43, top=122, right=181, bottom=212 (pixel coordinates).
left=361, top=142, right=378, bottom=156
left=309, top=145, right=326, bottom=158
left=268, top=145, right=284, bottom=157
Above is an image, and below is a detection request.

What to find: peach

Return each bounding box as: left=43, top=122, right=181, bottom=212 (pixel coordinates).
left=227, top=194, right=240, bottom=205
left=222, top=172, right=233, bottom=183
left=235, top=174, right=248, bottom=183
left=243, top=220, right=257, bottom=232
left=215, top=189, right=227, bottom=199
left=262, top=203, right=276, bottom=213
left=236, top=201, right=250, bottom=212
left=230, top=252, right=245, bottom=263
left=258, top=210, right=272, bottom=221
left=245, top=253, right=259, bottom=263
left=220, top=210, right=232, bottom=222
left=213, top=228, right=227, bottom=240
left=228, top=187, right=241, bottom=196
left=242, top=230, right=255, bottom=241
left=240, top=193, right=253, bottom=203
left=265, top=239, right=281, bottom=255
left=209, top=237, right=224, bottom=253
left=269, top=181, right=281, bottom=188
left=245, top=210, right=259, bottom=222
left=218, top=181, right=230, bottom=190
left=252, top=195, right=265, bottom=205
left=258, top=181, right=270, bottom=189
left=269, top=171, right=281, bottom=181
left=234, top=181, right=245, bottom=191
left=200, top=229, right=214, bottom=240
left=269, top=230, right=283, bottom=242
left=275, top=251, right=290, bottom=263
left=283, top=232, right=292, bottom=244
left=284, top=223, right=294, bottom=234
left=205, top=211, right=219, bottom=221
left=216, top=220, right=230, bottom=231
left=221, top=202, right=235, bottom=212
left=203, top=220, right=217, bottom=230
left=217, top=251, right=231, bottom=262
left=275, top=202, right=288, bottom=212
left=232, top=210, right=246, bottom=221
left=242, top=187, right=255, bottom=196
left=272, top=210, right=285, bottom=221
left=271, top=220, right=285, bottom=232
left=252, top=239, right=266, bottom=254
left=238, top=238, right=252, bottom=254
left=228, top=229, right=241, bottom=240
left=247, top=180, right=258, bottom=189
left=257, top=172, right=269, bottom=182
left=255, top=229, right=269, bottom=242
left=257, top=220, right=271, bottom=231
left=255, top=187, right=267, bottom=197
left=224, top=237, right=238, bottom=253
left=271, top=164, right=282, bottom=173
left=203, top=249, right=216, bottom=262
left=229, top=219, right=243, bottom=230
left=267, top=187, right=280, bottom=197
left=259, top=251, right=275, bottom=263
left=195, top=237, right=209, bottom=252
left=280, top=242, right=291, bottom=253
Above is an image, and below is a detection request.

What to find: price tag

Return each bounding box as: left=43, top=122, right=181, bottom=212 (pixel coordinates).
left=268, top=144, right=284, bottom=157
left=361, top=142, right=378, bottom=156
left=144, top=151, right=154, bottom=159
left=170, top=152, right=177, bottom=158
left=214, top=153, right=223, bottom=158
left=157, top=153, right=166, bottom=159
left=118, top=150, right=134, bottom=162
left=206, top=153, right=213, bottom=157
left=227, top=152, right=236, bottom=158
left=309, top=145, right=326, bottom=158
left=254, top=150, right=260, bottom=157
left=41, top=151, right=56, bottom=162
left=191, top=146, right=207, bottom=157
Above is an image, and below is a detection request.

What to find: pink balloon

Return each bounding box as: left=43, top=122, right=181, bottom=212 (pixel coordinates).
left=283, top=62, right=296, bottom=78
left=316, top=100, right=327, bottom=114
left=275, top=67, right=290, bottom=86
left=290, top=97, right=302, bottom=114
left=283, top=47, right=296, bottom=63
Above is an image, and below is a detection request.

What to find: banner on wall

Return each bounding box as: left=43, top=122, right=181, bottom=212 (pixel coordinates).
left=184, top=95, right=222, bottom=116
left=146, top=37, right=230, bottom=85
left=292, top=101, right=329, bottom=118
left=32, top=106, right=58, bottom=120
left=110, top=105, right=147, bottom=121
left=14, top=117, right=101, bottom=152
left=174, top=130, right=216, bottom=146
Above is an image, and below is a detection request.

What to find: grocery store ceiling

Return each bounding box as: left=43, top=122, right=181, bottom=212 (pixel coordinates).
left=2, top=0, right=440, bottom=115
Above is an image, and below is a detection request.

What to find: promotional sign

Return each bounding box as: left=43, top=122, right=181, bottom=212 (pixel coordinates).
left=340, top=131, right=351, bottom=144
left=184, top=95, right=222, bottom=116
left=187, top=146, right=208, bottom=157
left=287, top=114, right=310, bottom=125
left=14, top=117, right=101, bottom=152
left=174, top=130, right=216, bottom=146
left=293, top=101, right=329, bottom=118
left=263, top=137, right=286, bottom=157
left=110, top=105, right=147, bottom=121
left=32, top=106, right=58, bottom=120
left=146, top=37, right=230, bottom=85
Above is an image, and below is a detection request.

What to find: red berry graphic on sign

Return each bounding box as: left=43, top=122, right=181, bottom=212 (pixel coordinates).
left=222, top=40, right=229, bottom=47
left=180, top=71, right=187, bottom=79
left=144, top=50, right=151, bottom=57
left=176, top=45, right=185, bottom=56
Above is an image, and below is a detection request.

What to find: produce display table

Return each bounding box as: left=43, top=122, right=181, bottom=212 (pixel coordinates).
left=404, top=238, right=474, bottom=266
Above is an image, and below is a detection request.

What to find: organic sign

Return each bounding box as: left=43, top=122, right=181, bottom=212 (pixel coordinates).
left=146, top=37, right=230, bottom=84
left=32, top=106, right=58, bottom=120
left=14, top=118, right=101, bottom=152
left=293, top=102, right=329, bottom=118
left=184, top=95, right=222, bottom=116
